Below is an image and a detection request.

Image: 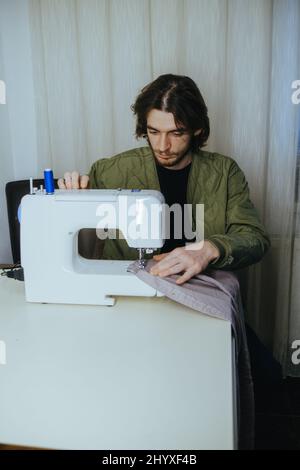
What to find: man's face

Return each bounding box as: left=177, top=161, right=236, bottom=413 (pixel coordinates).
left=146, top=109, right=200, bottom=170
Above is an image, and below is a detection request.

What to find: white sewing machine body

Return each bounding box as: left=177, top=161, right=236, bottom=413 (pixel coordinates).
left=20, top=189, right=165, bottom=306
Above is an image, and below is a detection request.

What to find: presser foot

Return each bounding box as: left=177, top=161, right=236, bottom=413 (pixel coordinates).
left=138, top=248, right=146, bottom=269
left=137, top=248, right=155, bottom=269
left=138, top=259, right=146, bottom=269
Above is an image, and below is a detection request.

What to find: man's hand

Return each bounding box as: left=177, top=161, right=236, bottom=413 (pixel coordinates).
left=57, top=171, right=89, bottom=189
left=150, top=240, right=220, bottom=285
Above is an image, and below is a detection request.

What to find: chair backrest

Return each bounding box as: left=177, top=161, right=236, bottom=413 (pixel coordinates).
left=5, top=179, right=58, bottom=264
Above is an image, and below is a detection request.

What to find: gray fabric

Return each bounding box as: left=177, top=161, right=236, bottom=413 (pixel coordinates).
left=128, top=260, right=254, bottom=450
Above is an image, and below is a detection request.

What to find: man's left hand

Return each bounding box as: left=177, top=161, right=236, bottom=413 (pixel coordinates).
left=150, top=240, right=220, bottom=285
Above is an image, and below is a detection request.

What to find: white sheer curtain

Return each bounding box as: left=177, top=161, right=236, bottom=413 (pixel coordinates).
left=0, top=0, right=299, bottom=374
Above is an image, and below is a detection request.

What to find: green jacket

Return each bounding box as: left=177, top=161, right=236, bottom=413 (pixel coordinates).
left=88, top=146, right=270, bottom=269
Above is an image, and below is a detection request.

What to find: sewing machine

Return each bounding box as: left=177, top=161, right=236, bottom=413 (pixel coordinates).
left=20, top=189, right=165, bottom=306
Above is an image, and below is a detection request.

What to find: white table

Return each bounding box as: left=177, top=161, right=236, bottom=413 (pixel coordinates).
left=0, top=275, right=237, bottom=450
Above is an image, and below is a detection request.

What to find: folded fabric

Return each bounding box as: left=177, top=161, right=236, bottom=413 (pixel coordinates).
left=128, top=260, right=254, bottom=450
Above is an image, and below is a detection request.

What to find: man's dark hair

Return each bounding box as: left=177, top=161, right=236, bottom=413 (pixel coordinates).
left=131, top=74, right=210, bottom=151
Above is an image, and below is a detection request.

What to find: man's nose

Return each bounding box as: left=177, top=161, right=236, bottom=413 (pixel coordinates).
left=158, top=134, right=170, bottom=153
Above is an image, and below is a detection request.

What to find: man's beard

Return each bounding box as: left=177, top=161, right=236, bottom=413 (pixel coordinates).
left=147, top=139, right=192, bottom=168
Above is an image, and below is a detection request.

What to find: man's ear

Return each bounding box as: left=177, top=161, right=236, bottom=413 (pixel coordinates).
left=193, top=128, right=202, bottom=136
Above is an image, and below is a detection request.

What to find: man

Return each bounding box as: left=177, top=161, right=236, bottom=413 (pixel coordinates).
left=58, top=74, right=270, bottom=284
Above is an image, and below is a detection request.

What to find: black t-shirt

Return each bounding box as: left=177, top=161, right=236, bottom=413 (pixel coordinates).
left=156, top=162, right=194, bottom=253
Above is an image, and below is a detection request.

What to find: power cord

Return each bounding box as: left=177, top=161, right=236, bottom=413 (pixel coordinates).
left=1, top=264, right=24, bottom=281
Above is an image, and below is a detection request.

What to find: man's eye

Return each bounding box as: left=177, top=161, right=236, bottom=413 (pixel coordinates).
left=173, top=132, right=184, bottom=137
left=149, top=130, right=158, bottom=134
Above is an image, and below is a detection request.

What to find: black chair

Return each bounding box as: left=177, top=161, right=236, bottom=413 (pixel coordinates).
left=5, top=179, right=58, bottom=264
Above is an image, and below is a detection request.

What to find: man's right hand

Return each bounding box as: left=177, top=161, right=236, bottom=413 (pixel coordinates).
left=57, top=172, right=89, bottom=189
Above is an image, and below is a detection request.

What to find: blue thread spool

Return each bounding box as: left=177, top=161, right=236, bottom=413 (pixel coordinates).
left=44, top=169, right=55, bottom=194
